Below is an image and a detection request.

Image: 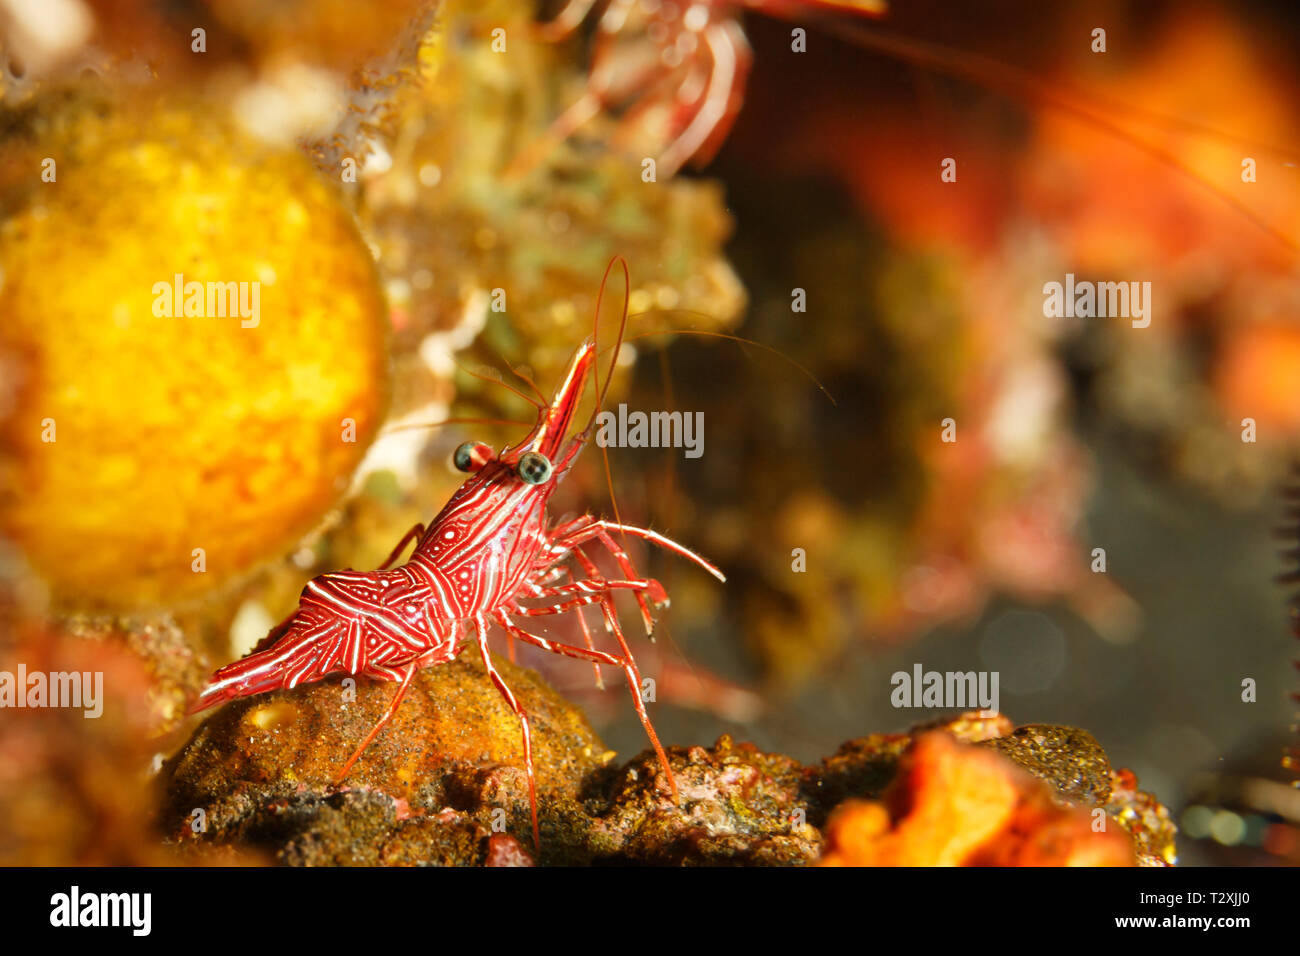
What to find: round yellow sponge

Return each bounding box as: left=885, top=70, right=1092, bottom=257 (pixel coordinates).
left=0, top=99, right=389, bottom=609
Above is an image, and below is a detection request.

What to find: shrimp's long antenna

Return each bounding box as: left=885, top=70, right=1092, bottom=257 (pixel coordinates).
left=643, top=345, right=699, bottom=685
left=595, top=259, right=631, bottom=536
left=580, top=255, right=633, bottom=439
left=456, top=361, right=546, bottom=410
left=825, top=19, right=1300, bottom=164
left=611, top=320, right=838, bottom=406
left=823, top=21, right=1300, bottom=256
left=477, top=340, right=551, bottom=406
left=507, top=362, right=549, bottom=407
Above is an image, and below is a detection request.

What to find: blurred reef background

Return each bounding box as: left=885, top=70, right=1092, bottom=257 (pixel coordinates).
left=0, top=0, right=1298, bottom=864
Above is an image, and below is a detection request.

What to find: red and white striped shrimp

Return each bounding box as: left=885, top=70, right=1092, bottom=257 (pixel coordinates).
left=190, top=257, right=724, bottom=849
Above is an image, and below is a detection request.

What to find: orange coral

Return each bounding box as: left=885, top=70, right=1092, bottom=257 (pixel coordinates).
left=819, top=732, right=1136, bottom=866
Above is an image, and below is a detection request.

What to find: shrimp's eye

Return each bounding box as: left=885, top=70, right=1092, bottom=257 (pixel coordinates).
left=516, top=451, right=553, bottom=485
left=453, top=441, right=493, bottom=473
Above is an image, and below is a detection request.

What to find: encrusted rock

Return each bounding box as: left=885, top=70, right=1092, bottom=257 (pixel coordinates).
left=982, top=723, right=1114, bottom=806
left=586, top=735, right=821, bottom=866
left=162, top=653, right=1175, bottom=866
left=161, top=653, right=608, bottom=865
